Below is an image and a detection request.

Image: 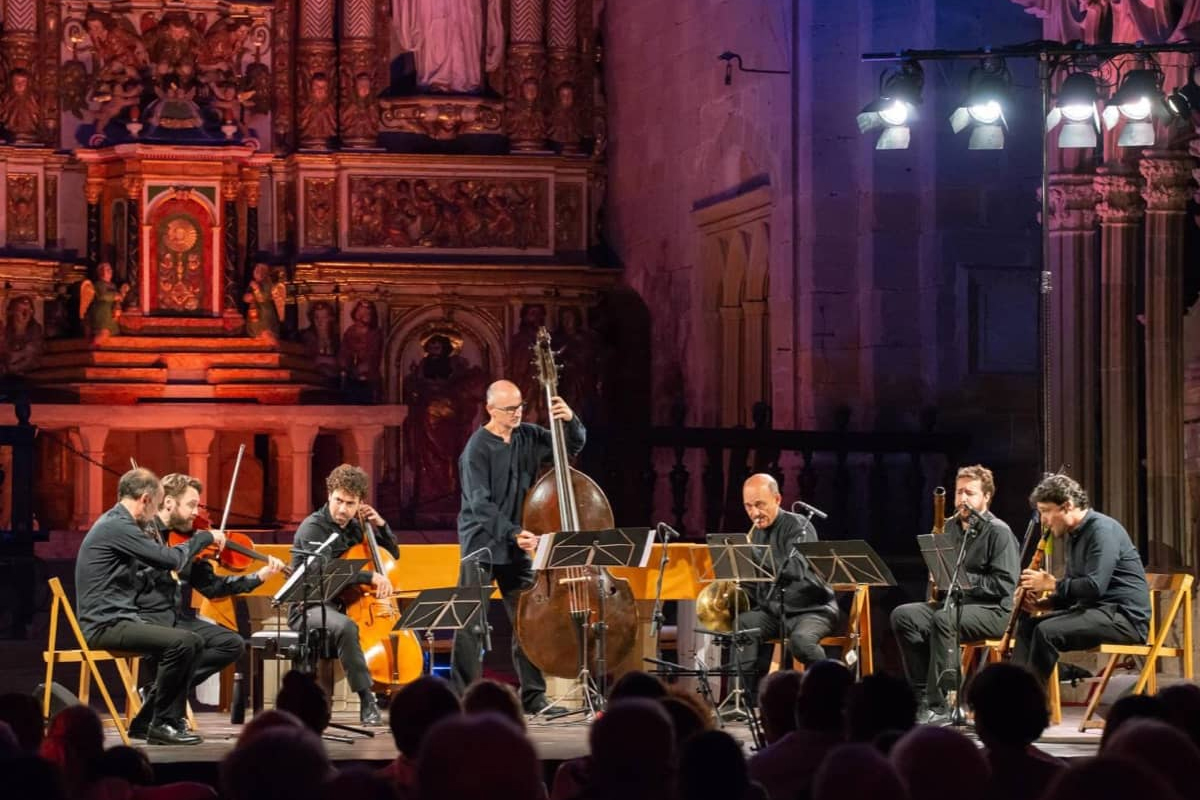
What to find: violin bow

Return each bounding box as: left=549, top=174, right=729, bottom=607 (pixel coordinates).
left=214, top=443, right=246, bottom=540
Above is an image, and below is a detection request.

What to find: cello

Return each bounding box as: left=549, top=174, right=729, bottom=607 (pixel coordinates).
left=341, top=507, right=424, bottom=690
left=515, top=327, right=639, bottom=681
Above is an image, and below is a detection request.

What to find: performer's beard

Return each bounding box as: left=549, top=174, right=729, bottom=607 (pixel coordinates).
left=167, top=511, right=194, bottom=533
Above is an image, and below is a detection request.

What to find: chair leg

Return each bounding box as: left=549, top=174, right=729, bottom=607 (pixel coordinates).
left=1079, top=654, right=1119, bottom=732
left=85, top=656, right=132, bottom=746
left=1047, top=663, right=1061, bottom=726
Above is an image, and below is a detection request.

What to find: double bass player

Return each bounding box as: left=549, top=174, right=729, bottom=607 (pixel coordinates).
left=449, top=378, right=581, bottom=716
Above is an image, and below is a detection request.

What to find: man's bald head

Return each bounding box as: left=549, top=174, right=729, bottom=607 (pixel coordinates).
left=744, top=473, right=780, bottom=496
left=486, top=380, right=520, bottom=406
left=743, top=473, right=783, bottom=529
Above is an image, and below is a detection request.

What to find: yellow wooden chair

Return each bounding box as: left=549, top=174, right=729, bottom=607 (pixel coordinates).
left=770, top=583, right=874, bottom=675
left=1078, top=571, right=1195, bottom=732
left=42, top=577, right=141, bottom=745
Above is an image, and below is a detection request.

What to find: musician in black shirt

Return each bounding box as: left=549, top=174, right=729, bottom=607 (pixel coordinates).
left=287, top=464, right=396, bottom=725
left=734, top=473, right=839, bottom=706
left=75, top=468, right=225, bottom=745
left=124, top=473, right=285, bottom=739
left=449, top=378, right=583, bottom=715
left=890, top=464, right=1019, bottom=723
left=1013, top=474, right=1150, bottom=683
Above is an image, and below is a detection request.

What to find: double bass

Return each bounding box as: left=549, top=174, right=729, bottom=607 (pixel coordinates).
left=515, top=327, right=639, bottom=680
left=341, top=507, right=424, bottom=689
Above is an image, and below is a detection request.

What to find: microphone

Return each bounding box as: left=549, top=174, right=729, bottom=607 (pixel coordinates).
left=656, top=522, right=681, bottom=541
left=791, top=500, right=828, bottom=520
left=960, top=504, right=990, bottom=532
left=291, top=532, right=340, bottom=558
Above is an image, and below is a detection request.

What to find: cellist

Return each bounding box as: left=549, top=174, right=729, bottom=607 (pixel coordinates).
left=128, top=473, right=286, bottom=740
left=287, top=463, right=396, bottom=726
left=449, top=379, right=582, bottom=716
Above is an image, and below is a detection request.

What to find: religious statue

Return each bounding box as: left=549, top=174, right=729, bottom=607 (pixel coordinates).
left=144, top=12, right=202, bottom=80
left=0, top=70, right=42, bottom=144
left=339, top=299, right=384, bottom=400
left=298, top=73, right=336, bottom=149
left=210, top=78, right=255, bottom=136
left=341, top=72, right=380, bottom=147
left=242, top=262, right=285, bottom=340
left=197, top=16, right=253, bottom=80
left=548, top=82, right=581, bottom=154
left=83, top=10, right=149, bottom=84
left=1, top=296, right=45, bottom=375
left=393, top=0, right=504, bottom=93
left=507, top=303, right=546, bottom=422
left=301, top=300, right=340, bottom=380
left=80, top=262, right=130, bottom=342
left=88, top=78, right=143, bottom=139
left=402, top=332, right=487, bottom=511
left=507, top=77, right=546, bottom=146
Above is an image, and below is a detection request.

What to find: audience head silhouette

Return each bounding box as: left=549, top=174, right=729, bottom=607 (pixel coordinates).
left=388, top=675, right=461, bottom=756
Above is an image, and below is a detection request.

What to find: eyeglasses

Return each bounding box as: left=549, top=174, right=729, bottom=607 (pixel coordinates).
left=494, top=403, right=525, bottom=414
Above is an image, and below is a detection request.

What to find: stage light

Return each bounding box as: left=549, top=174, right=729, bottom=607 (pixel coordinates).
left=858, top=60, right=924, bottom=150
left=1046, top=72, right=1102, bottom=148
left=949, top=58, right=1011, bottom=149
left=1165, top=70, right=1200, bottom=123
left=1102, top=68, right=1167, bottom=146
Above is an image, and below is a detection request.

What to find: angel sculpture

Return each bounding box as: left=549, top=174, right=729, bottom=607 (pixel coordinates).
left=80, top=262, right=130, bottom=342
left=242, top=262, right=284, bottom=339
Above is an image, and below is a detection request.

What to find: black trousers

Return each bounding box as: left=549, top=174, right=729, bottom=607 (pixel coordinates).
left=735, top=607, right=837, bottom=703
left=1012, top=605, right=1143, bottom=682
left=890, top=600, right=1007, bottom=708
left=175, top=616, right=246, bottom=687
left=450, top=559, right=547, bottom=710
left=293, top=604, right=373, bottom=693
left=89, top=619, right=202, bottom=724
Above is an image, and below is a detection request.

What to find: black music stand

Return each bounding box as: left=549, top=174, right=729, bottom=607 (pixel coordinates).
left=919, top=525, right=982, bottom=727
left=395, top=588, right=483, bottom=677
left=701, top=534, right=776, bottom=745
left=795, top=539, right=897, bottom=588
left=531, top=527, right=654, bottom=718
left=273, top=556, right=371, bottom=739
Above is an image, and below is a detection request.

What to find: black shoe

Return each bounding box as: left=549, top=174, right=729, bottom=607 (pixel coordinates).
left=127, top=689, right=156, bottom=739
left=359, top=696, right=384, bottom=726
left=146, top=721, right=203, bottom=745
left=525, top=700, right=571, bottom=719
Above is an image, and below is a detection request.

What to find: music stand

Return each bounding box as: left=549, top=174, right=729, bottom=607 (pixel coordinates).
left=920, top=524, right=981, bottom=727
left=701, top=534, right=775, bottom=743
left=273, top=556, right=370, bottom=739
left=531, top=527, right=654, bottom=718
left=396, top=588, right=483, bottom=676
left=795, top=539, right=897, bottom=588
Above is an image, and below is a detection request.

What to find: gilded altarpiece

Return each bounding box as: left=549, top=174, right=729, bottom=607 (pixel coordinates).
left=145, top=190, right=217, bottom=315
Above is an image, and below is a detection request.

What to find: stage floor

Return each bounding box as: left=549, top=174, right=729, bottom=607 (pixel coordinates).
left=120, top=705, right=1103, bottom=766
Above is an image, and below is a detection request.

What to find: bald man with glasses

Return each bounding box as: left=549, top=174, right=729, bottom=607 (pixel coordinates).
left=449, top=379, right=583, bottom=715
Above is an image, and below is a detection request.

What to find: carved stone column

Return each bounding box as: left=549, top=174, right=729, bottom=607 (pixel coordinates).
left=77, top=425, right=109, bottom=528
left=297, top=0, right=336, bottom=150
left=350, top=425, right=385, bottom=491
left=339, top=0, right=379, bottom=149
left=1, top=0, right=42, bottom=144
left=242, top=167, right=261, bottom=282
left=1044, top=173, right=1098, bottom=494
left=272, top=0, right=294, bottom=153
left=1094, top=167, right=1144, bottom=544
left=546, top=0, right=580, bottom=154
left=85, top=172, right=104, bottom=269
left=287, top=424, right=319, bottom=524
left=222, top=181, right=242, bottom=316
left=122, top=174, right=142, bottom=314
left=507, top=0, right=547, bottom=151
left=1139, top=151, right=1193, bottom=567
left=183, top=428, right=216, bottom=489
left=40, top=0, right=62, bottom=147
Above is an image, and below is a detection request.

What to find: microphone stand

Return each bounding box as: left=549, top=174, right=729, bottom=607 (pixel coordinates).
left=461, top=548, right=493, bottom=678
left=944, top=510, right=984, bottom=727
left=648, top=523, right=675, bottom=653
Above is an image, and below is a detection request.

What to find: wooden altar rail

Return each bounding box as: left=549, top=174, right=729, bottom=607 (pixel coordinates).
left=585, top=413, right=970, bottom=554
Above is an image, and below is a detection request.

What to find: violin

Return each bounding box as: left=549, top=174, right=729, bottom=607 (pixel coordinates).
left=167, top=512, right=289, bottom=575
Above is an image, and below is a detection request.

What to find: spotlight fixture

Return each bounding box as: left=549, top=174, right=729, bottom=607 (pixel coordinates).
left=857, top=60, right=924, bottom=150
left=949, top=57, right=1011, bottom=149
left=1046, top=71, right=1102, bottom=148
left=1165, top=68, right=1200, bottom=124
left=1102, top=67, right=1167, bottom=146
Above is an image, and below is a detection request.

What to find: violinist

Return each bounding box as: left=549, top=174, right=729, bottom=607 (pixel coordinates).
left=124, top=473, right=286, bottom=741
left=287, top=463, right=395, bottom=726
left=449, top=379, right=582, bottom=716
left=75, top=468, right=219, bottom=745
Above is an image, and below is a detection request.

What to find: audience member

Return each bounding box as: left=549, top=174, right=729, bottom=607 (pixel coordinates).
left=586, top=699, right=677, bottom=800
left=890, top=725, right=989, bottom=800
left=755, top=670, right=802, bottom=745
left=1099, top=693, right=1166, bottom=750
left=661, top=691, right=714, bottom=746
left=463, top=679, right=525, bottom=731
left=381, top=676, right=461, bottom=796
left=276, top=670, right=332, bottom=735
left=236, top=709, right=306, bottom=747
left=1040, top=756, right=1180, bottom=800
left=812, top=743, right=908, bottom=800
left=40, top=704, right=105, bottom=796
left=0, top=692, right=44, bottom=752
left=1157, top=683, right=1200, bottom=749
left=221, top=724, right=332, bottom=800
left=966, top=662, right=1064, bottom=800
left=679, top=730, right=766, bottom=800
left=417, top=713, right=542, bottom=800
left=845, top=672, right=917, bottom=749
left=608, top=670, right=667, bottom=703
left=94, top=744, right=154, bottom=785
left=749, top=659, right=851, bottom=800
left=321, top=766, right=400, bottom=800
left=1102, top=718, right=1200, bottom=800
left=9, top=754, right=69, bottom=800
